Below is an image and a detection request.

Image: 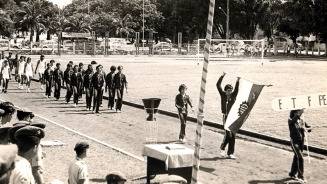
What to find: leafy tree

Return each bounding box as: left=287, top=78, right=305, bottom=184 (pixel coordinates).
left=0, top=0, right=17, bottom=38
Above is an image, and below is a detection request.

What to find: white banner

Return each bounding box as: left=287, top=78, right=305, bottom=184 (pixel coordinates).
left=272, top=93, right=327, bottom=111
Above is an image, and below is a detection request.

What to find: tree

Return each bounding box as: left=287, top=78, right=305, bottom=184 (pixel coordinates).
left=277, top=0, right=314, bottom=54
left=312, top=0, right=327, bottom=55
left=0, top=0, right=17, bottom=38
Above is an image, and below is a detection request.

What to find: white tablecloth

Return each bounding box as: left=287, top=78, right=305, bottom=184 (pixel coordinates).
left=143, top=144, right=194, bottom=170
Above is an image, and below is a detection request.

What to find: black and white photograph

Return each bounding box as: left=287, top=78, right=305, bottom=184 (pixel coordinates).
left=0, top=0, right=327, bottom=183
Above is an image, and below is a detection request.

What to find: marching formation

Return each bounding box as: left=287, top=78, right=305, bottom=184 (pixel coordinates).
left=0, top=53, right=128, bottom=114
left=0, top=52, right=313, bottom=184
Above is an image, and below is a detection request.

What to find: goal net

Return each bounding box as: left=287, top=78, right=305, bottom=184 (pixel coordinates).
left=197, top=38, right=265, bottom=59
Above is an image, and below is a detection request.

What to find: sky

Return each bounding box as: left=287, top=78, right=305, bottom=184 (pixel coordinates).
left=47, top=0, right=72, bottom=8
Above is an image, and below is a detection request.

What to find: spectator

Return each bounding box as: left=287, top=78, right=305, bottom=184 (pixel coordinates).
left=10, top=125, right=45, bottom=184
left=68, top=142, right=90, bottom=184
left=0, top=144, right=18, bottom=184
left=105, top=172, right=127, bottom=184
left=0, top=102, right=15, bottom=125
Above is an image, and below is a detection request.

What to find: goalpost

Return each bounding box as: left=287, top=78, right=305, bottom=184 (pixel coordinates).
left=197, top=38, right=266, bottom=61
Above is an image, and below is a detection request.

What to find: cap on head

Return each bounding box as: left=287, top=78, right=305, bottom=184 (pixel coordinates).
left=74, top=142, right=89, bottom=152
left=0, top=102, right=15, bottom=116
left=16, top=109, right=33, bottom=121
left=14, top=125, right=45, bottom=143
left=0, top=144, right=18, bottom=177
left=91, top=61, right=97, bottom=65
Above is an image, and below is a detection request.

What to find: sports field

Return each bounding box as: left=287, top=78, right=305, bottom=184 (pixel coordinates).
left=26, top=55, right=327, bottom=148
left=2, top=54, right=327, bottom=183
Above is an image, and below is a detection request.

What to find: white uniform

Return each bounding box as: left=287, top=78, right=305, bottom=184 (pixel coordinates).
left=18, top=61, right=26, bottom=75
left=1, top=65, right=10, bottom=79
left=37, top=60, right=46, bottom=74
left=68, top=157, right=89, bottom=184
left=9, top=156, right=36, bottom=184
left=25, top=63, right=33, bottom=78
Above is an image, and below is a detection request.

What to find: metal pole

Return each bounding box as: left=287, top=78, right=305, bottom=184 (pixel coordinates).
left=142, top=0, right=145, bottom=54
left=191, top=0, right=216, bottom=183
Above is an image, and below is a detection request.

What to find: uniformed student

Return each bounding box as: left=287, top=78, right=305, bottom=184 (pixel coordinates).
left=64, top=64, right=73, bottom=103
left=91, top=65, right=105, bottom=113
left=106, top=172, right=127, bottom=184
left=24, top=57, right=34, bottom=93
left=1, top=60, right=11, bottom=93
left=71, top=65, right=83, bottom=107
left=0, top=101, right=15, bottom=126
left=53, top=63, right=64, bottom=100
left=44, top=63, right=53, bottom=98
left=175, top=84, right=193, bottom=143
left=83, top=64, right=94, bottom=111
left=0, top=144, right=18, bottom=184
left=113, top=66, right=127, bottom=112
left=35, top=55, right=46, bottom=90
left=105, top=65, right=116, bottom=110
left=216, top=72, right=240, bottom=159
left=288, top=109, right=311, bottom=183
left=17, top=56, right=26, bottom=89
left=10, top=125, right=45, bottom=184
left=68, top=142, right=90, bottom=184
left=78, top=63, right=85, bottom=99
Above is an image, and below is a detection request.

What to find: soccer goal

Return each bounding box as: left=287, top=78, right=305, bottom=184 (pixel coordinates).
left=197, top=38, right=266, bottom=59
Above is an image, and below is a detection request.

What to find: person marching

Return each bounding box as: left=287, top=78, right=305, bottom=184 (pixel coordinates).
left=175, top=84, right=194, bottom=143
left=53, top=63, right=64, bottom=101
left=44, top=63, right=53, bottom=98
left=71, top=65, right=83, bottom=107
left=91, top=65, right=105, bottom=113
left=288, top=109, right=311, bottom=183
left=24, top=57, right=34, bottom=93
left=78, top=63, right=85, bottom=99
left=17, top=56, right=26, bottom=89
left=13, top=53, right=19, bottom=82
left=64, top=64, right=73, bottom=104
left=1, top=60, right=11, bottom=93
left=35, top=55, right=46, bottom=90
left=83, top=64, right=94, bottom=111
left=113, top=66, right=127, bottom=112
left=105, top=65, right=116, bottom=110
left=217, top=72, right=240, bottom=159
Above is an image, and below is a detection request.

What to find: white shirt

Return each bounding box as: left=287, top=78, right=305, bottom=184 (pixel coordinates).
left=9, top=156, right=35, bottom=184
left=68, top=157, right=89, bottom=184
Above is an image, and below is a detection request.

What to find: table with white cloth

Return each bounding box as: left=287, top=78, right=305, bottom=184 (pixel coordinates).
left=143, top=144, right=194, bottom=184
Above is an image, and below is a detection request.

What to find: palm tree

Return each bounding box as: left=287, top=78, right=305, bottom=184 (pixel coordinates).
left=16, top=0, right=47, bottom=42
left=64, top=13, right=92, bottom=33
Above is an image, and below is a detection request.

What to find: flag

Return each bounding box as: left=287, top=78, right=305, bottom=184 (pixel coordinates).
left=224, top=79, right=264, bottom=133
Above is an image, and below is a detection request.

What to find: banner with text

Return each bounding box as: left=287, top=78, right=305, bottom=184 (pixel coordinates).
left=272, top=93, right=327, bottom=111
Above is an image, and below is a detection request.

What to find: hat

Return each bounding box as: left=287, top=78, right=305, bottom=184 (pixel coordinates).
left=16, top=109, right=33, bottom=121
left=91, top=61, right=97, bottom=65
left=14, top=126, right=45, bottom=142
left=0, top=144, right=17, bottom=177
left=74, top=142, right=89, bottom=152
left=9, top=124, right=27, bottom=143
left=30, top=122, right=46, bottom=129
left=106, top=172, right=127, bottom=183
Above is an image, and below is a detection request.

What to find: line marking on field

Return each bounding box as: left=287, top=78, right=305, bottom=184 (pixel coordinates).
left=0, top=98, right=145, bottom=162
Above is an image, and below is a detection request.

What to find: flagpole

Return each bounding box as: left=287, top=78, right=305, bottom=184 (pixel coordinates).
left=191, top=0, right=216, bottom=183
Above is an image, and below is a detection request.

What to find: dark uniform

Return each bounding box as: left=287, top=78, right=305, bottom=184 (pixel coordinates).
left=113, top=72, right=127, bottom=112
left=83, top=68, right=93, bottom=110
left=44, top=66, right=53, bottom=98
left=175, top=93, right=193, bottom=140
left=78, top=66, right=85, bottom=98
left=217, top=74, right=239, bottom=156
left=64, top=66, right=73, bottom=103
left=53, top=66, right=64, bottom=100
left=91, top=70, right=105, bottom=113
left=71, top=71, right=83, bottom=105
left=288, top=110, right=310, bottom=181
left=105, top=70, right=116, bottom=110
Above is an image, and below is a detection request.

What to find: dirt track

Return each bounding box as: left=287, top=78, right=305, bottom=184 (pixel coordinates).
left=1, top=55, right=327, bottom=183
